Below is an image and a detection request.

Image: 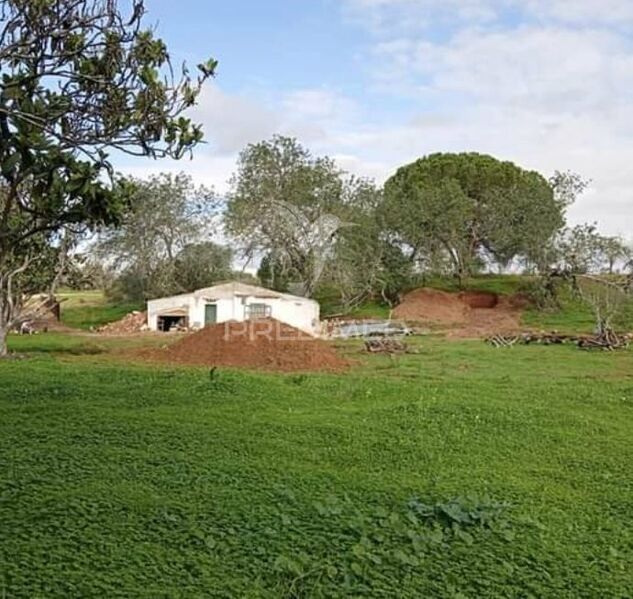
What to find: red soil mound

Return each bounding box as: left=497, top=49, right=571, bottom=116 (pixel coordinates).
left=393, top=288, right=469, bottom=324
left=460, top=291, right=499, bottom=309
left=393, top=288, right=527, bottom=338
left=137, top=319, right=349, bottom=372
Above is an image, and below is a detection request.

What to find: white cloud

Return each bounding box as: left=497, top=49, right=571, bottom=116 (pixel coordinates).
left=279, top=89, right=361, bottom=144
left=189, top=84, right=279, bottom=154
left=116, top=86, right=365, bottom=192
left=524, top=0, right=633, bottom=25
left=118, top=155, right=239, bottom=194
left=376, top=27, right=633, bottom=114
left=338, top=0, right=633, bottom=237
left=119, top=3, right=633, bottom=240
left=345, top=0, right=633, bottom=31
left=343, top=0, right=498, bottom=35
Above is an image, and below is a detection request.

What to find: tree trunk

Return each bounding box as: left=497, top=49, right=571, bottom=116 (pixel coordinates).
left=0, top=323, right=8, bottom=358
left=455, top=251, right=469, bottom=289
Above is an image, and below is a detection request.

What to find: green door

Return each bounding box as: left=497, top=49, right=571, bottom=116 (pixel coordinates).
left=204, top=304, right=217, bottom=325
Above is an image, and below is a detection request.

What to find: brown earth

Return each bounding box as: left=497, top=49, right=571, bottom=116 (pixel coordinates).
left=135, top=319, right=350, bottom=372
left=393, top=288, right=528, bottom=338
left=393, top=289, right=469, bottom=324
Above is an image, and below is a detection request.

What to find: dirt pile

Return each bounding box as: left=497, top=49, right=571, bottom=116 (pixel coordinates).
left=393, top=288, right=469, bottom=324
left=138, top=319, right=349, bottom=372
left=393, top=288, right=527, bottom=338
left=98, top=311, right=147, bottom=334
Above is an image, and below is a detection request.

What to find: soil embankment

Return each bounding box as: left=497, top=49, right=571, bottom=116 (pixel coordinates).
left=393, top=288, right=527, bottom=338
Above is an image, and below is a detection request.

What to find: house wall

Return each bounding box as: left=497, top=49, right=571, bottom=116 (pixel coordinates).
left=266, top=297, right=319, bottom=333
left=147, top=291, right=320, bottom=334
left=146, top=294, right=195, bottom=330
left=189, top=296, right=235, bottom=328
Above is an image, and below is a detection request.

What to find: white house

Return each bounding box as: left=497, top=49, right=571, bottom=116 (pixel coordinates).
left=146, top=282, right=320, bottom=335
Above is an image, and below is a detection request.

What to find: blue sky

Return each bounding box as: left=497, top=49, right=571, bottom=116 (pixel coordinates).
left=144, top=0, right=418, bottom=120
left=149, top=1, right=365, bottom=92
left=119, top=0, right=633, bottom=238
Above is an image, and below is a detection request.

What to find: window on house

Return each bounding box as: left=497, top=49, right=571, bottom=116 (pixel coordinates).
left=246, top=303, right=271, bottom=320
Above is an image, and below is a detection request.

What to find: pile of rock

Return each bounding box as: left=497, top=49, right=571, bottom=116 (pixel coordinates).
left=97, top=311, right=147, bottom=334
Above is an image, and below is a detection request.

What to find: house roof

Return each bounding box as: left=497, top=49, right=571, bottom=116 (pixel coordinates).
left=197, top=282, right=285, bottom=299
left=157, top=307, right=189, bottom=317
left=148, top=281, right=317, bottom=305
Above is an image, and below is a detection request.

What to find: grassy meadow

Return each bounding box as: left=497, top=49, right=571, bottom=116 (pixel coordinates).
left=1, top=284, right=632, bottom=597
left=57, top=290, right=143, bottom=330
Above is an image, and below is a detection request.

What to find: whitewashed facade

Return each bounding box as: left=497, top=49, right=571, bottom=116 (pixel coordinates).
left=146, top=282, right=320, bottom=335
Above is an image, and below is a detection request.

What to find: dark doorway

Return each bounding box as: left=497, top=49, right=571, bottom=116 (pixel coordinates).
left=158, top=315, right=187, bottom=332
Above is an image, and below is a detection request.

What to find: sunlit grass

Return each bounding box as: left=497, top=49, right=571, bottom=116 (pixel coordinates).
left=1, top=332, right=632, bottom=596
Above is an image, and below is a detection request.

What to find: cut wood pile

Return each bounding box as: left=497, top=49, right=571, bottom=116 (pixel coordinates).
left=364, top=338, right=410, bottom=354
left=97, top=311, right=147, bottom=334
left=486, top=330, right=631, bottom=351
left=577, top=330, right=631, bottom=351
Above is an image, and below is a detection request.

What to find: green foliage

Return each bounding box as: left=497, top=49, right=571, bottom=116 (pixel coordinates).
left=63, top=302, right=142, bottom=331
left=173, top=242, right=233, bottom=293
left=420, top=274, right=527, bottom=296
left=53, top=290, right=142, bottom=330
left=1, top=337, right=632, bottom=595
left=0, top=0, right=213, bottom=229
left=347, top=300, right=392, bottom=319
left=96, top=172, right=220, bottom=301
left=553, top=224, right=630, bottom=274
left=383, top=153, right=563, bottom=281
left=227, top=136, right=378, bottom=297
left=257, top=252, right=295, bottom=292
left=0, top=0, right=215, bottom=350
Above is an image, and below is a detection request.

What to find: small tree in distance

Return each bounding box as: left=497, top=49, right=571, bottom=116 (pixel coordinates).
left=94, top=172, right=220, bottom=301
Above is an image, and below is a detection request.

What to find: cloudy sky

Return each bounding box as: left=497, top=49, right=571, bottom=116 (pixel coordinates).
left=119, top=0, right=633, bottom=238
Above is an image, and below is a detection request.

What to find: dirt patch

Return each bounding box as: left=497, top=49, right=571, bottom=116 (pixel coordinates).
left=393, top=288, right=469, bottom=324
left=134, top=319, right=350, bottom=372
left=393, top=288, right=527, bottom=338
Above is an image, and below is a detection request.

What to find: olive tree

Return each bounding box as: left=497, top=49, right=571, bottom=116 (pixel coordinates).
left=94, top=173, right=219, bottom=301
left=327, top=183, right=412, bottom=309
left=551, top=224, right=630, bottom=275
left=0, top=0, right=215, bottom=355
left=575, top=275, right=632, bottom=335
left=225, top=136, right=349, bottom=297
left=173, top=242, right=233, bottom=294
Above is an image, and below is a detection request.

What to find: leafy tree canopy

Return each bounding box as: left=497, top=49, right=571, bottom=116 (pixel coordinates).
left=174, top=242, right=233, bottom=294
left=226, top=136, right=356, bottom=297
left=0, top=0, right=215, bottom=353
left=95, top=172, right=219, bottom=301
left=383, top=152, right=565, bottom=281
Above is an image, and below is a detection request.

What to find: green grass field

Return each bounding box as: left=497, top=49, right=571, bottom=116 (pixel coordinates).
left=1, top=328, right=632, bottom=597
left=57, top=290, right=143, bottom=330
